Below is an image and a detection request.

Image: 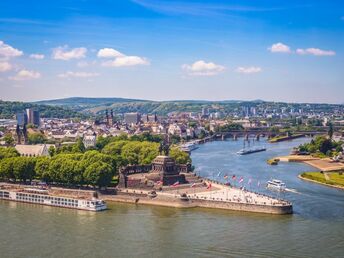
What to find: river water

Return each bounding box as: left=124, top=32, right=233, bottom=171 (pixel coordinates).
left=1, top=138, right=344, bottom=258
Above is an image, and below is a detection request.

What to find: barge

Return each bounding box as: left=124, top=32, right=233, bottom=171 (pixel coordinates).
left=237, top=147, right=266, bottom=155
left=0, top=185, right=107, bottom=211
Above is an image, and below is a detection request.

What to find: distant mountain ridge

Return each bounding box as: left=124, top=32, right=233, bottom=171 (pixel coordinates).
left=36, top=97, right=147, bottom=106
left=29, top=97, right=344, bottom=117
left=33, top=97, right=267, bottom=115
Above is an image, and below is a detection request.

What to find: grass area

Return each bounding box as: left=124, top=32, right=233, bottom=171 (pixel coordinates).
left=301, top=172, right=344, bottom=188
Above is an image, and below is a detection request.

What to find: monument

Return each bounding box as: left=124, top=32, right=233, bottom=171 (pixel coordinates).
left=145, top=135, right=187, bottom=186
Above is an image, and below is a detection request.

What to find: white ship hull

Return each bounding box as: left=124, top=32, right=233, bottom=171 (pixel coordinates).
left=0, top=189, right=107, bottom=211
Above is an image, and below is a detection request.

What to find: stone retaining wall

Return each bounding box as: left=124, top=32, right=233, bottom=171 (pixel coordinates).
left=191, top=198, right=292, bottom=215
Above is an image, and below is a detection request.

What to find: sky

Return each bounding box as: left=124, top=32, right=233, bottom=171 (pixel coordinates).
left=0, top=0, right=343, bottom=103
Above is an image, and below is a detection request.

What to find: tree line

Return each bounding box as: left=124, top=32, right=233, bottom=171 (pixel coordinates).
left=0, top=134, right=191, bottom=187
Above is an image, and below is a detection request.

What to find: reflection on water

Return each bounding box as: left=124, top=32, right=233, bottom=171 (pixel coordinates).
left=1, top=138, right=344, bottom=258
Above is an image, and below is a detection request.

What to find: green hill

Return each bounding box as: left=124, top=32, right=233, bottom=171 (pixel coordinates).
left=0, top=100, right=88, bottom=119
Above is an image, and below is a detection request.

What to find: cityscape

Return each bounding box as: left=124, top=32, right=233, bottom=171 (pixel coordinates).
left=1, top=1, right=344, bottom=258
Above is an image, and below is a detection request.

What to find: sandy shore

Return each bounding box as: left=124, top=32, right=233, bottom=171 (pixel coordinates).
left=276, top=155, right=344, bottom=172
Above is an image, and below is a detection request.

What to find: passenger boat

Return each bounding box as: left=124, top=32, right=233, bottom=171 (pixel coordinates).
left=180, top=142, right=199, bottom=152
left=266, top=179, right=286, bottom=191
left=0, top=186, right=107, bottom=211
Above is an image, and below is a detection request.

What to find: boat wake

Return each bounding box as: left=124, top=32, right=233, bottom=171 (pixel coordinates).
left=285, top=188, right=301, bottom=194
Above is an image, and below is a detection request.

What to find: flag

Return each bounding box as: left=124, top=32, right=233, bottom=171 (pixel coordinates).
left=257, top=181, right=260, bottom=187
left=191, top=183, right=197, bottom=188
left=156, top=181, right=163, bottom=185
left=217, top=171, right=222, bottom=177
left=224, top=175, right=228, bottom=179
left=207, top=183, right=212, bottom=189
left=232, top=175, right=236, bottom=180
left=172, top=181, right=179, bottom=187
left=239, top=177, right=244, bottom=184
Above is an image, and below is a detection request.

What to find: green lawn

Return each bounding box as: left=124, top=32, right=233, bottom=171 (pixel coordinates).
left=301, top=172, right=344, bottom=187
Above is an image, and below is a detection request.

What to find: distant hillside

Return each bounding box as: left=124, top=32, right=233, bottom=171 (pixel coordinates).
left=27, top=97, right=344, bottom=117
left=34, top=97, right=257, bottom=114
left=35, top=97, right=148, bottom=111
left=0, top=100, right=88, bottom=119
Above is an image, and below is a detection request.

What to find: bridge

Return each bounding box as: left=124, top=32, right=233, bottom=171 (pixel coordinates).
left=213, top=129, right=328, bottom=141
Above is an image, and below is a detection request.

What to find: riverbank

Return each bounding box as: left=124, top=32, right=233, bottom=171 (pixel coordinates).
left=275, top=155, right=344, bottom=172
left=299, top=172, right=344, bottom=190
left=269, top=134, right=304, bottom=143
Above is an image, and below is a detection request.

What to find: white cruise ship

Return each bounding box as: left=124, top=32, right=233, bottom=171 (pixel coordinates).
left=180, top=142, right=199, bottom=152
left=0, top=187, right=107, bottom=211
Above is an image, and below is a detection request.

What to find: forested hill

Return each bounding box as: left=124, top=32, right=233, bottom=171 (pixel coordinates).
left=32, top=97, right=344, bottom=116
left=0, top=100, right=87, bottom=119
left=34, top=97, right=252, bottom=115
left=36, top=97, right=148, bottom=111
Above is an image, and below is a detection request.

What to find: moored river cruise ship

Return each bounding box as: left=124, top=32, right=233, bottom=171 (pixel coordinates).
left=0, top=186, right=107, bottom=212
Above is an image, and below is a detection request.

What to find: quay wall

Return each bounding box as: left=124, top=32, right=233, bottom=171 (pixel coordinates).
left=191, top=198, right=292, bottom=215
left=103, top=192, right=292, bottom=215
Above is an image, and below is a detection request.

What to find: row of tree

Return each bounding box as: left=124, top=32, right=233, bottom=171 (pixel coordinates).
left=299, top=135, right=343, bottom=157
left=0, top=151, right=116, bottom=188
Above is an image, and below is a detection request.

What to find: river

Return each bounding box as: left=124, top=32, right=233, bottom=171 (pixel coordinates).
left=1, top=138, right=344, bottom=258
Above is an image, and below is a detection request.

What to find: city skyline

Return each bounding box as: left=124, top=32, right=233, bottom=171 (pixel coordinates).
left=0, top=0, right=343, bottom=103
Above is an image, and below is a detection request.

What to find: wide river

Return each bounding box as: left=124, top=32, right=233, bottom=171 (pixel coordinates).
left=1, top=138, right=344, bottom=258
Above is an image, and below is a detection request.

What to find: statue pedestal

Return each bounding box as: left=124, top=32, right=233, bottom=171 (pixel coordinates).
left=147, top=155, right=187, bottom=186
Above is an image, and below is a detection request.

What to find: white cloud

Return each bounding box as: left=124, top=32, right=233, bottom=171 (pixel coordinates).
left=30, top=53, right=45, bottom=59
left=268, top=42, right=291, bottom=53
left=102, top=56, right=149, bottom=67
left=296, top=48, right=336, bottom=56
left=182, top=60, right=225, bottom=76
left=0, top=62, right=12, bottom=72
left=98, top=48, right=149, bottom=67
left=52, top=46, right=87, bottom=60
left=58, top=71, right=100, bottom=78
left=0, top=40, right=23, bottom=58
left=9, top=69, right=41, bottom=80
left=97, top=48, right=124, bottom=58
left=236, top=66, right=262, bottom=74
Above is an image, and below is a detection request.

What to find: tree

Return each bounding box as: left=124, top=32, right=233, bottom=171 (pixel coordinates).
left=12, top=157, right=35, bottom=182
left=3, top=133, right=14, bottom=146
left=0, top=158, right=14, bottom=180
left=35, top=156, right=52, bottom=183
left=169, top=148, right=191, bottom=164
left=28, top=132, right=46, bottom=144
left=83, top=161, right=113, bottom=188
left=48, top=146, right=56, bottom=157
left=328, top=122, right=334, bottom=140
left=72, top=138, right=85, bottom=153
left=138, top=142, right=159, bottom=164
left=0, top=147, right=19, bottom=159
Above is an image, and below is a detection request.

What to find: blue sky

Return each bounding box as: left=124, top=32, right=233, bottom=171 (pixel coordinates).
left=0, top=0, right=343, bottom=103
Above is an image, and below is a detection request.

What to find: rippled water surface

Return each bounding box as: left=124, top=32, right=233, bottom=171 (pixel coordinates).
left=1, top=138, right=344, bottom=258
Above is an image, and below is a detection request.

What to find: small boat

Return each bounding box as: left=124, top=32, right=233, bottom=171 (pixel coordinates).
left=266, top=179, right=286, bottom=191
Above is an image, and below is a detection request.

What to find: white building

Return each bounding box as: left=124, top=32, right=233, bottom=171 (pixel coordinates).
left=15, top=144, right=52, bottom=157
left=83, top=134, right=97, bottom=148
